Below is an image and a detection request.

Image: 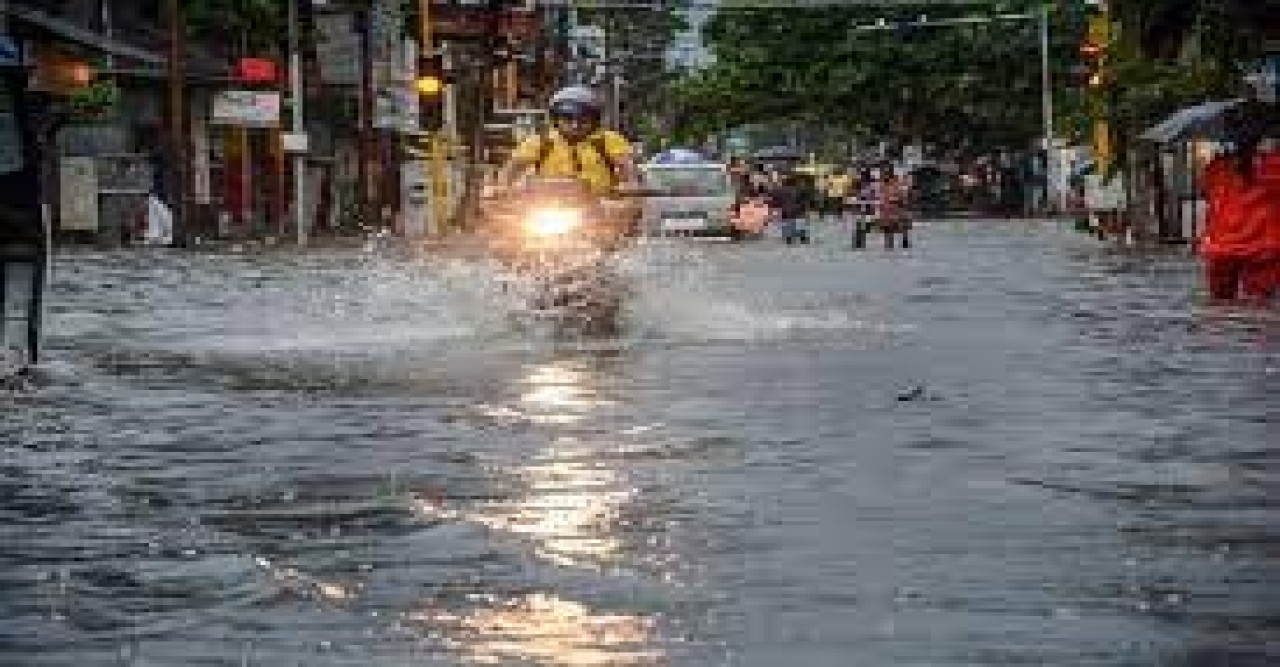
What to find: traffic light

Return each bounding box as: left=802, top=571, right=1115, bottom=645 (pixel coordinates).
left=1079, top=5, right=1111, bottom=90
left=1081, top=3, right=1115, bottom=173
left=416, top=54, right=449, bottom=97
left=1078, top=40, right=1106, bottom=89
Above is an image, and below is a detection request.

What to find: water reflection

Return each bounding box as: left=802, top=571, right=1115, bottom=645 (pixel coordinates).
left=517, top=359, right=616, bottom=425
left=404, top=592, right=659, bottom=666
left=471, top=447, right=633, bottom=569
left=470, top=358, right=633, bottom=570
left=403, top=357, right=664, bottom=664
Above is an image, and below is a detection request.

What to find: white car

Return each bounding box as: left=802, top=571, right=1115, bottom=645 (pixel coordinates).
left=640, top=160, right=738, bottom=238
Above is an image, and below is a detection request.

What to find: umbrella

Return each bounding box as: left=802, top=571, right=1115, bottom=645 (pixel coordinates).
left=1139, top=98, right=1243, bottom=144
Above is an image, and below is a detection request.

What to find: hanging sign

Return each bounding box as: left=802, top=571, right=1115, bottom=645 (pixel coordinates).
left=210, top=90, right=280, bottom=127
left=234, top=57, right=278, bottom=84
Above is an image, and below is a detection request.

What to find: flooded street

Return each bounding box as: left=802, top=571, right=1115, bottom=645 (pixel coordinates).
left=4, top=218, right=1279, bottom=666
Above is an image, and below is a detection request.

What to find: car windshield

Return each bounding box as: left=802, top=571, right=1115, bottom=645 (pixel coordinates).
left=644, top=167, right=732, bottom=196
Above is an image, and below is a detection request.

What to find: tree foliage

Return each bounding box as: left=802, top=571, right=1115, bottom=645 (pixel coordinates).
left=667, top=1, right=1082, bottom=152
left=573, top=4, right=689, bottom=138
left=1093, top=0, right=1280, bottom=164
left=667, top=0, right=1278, bottom=154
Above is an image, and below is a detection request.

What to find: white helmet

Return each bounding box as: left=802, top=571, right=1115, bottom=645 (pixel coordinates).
left=548, top=85, right=603, bottom=119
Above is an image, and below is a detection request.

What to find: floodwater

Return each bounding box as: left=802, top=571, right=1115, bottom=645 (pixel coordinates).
left=3, top=219, right=1278, bottom=666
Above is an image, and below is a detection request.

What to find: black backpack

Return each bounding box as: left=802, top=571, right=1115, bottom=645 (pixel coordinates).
left=533, top=131, right=618, bottom=186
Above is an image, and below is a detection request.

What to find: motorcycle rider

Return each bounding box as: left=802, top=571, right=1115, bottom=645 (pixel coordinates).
left=496, top=85, right=641, bottom=194
left=490, top=87, right=643, bottom=244
left=486, top=86, right=639, bottom=333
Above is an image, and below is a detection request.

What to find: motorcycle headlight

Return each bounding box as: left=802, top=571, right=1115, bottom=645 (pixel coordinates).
left=527, top=208, right=582, bottom=236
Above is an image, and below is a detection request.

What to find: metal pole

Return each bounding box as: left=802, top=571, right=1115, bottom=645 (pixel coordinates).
left=358, top=9, right=375, bottom=230
left=1039, top=4, right=1063, bottom=214
left=420, top=0, right=449, bottom=236
left=165, top=0, right=189, bottom=243
left=443, top=45, right=458, bottom=145
left=436, top=44, right=456, bottom=235
left=288, top=0, right=307, bottom=245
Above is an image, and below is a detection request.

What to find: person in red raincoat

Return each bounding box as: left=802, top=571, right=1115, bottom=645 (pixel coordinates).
left=1199, top=100, right=1280, bottom=302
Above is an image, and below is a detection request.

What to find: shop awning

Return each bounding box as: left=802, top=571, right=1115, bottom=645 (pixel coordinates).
left=3, top=4, right=164, bottom=66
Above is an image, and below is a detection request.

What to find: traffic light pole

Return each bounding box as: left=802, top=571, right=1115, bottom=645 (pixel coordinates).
left=418, top=0, right=451, bottom=236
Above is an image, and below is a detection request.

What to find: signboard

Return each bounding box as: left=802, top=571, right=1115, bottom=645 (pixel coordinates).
left=374, top=38, right=419, bottom=132
left=315, top=13, right=360, bottom=85
left=370, top=0, right=403, bottom=129
left=211, top=90, right=280, bottom=127
left=59, top=158, right=98, bottom=232
left=281, top=132, right=309, bottom=153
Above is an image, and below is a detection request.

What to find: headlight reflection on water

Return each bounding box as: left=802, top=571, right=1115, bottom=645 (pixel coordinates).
left=403, top=592, right=660, bottom=666
left=519, top=361, right=616, bottom=425
left=400, top=359, right=666, bottom=664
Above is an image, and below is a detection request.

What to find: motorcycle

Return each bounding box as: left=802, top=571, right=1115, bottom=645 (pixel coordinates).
left=479, top=177, right=640, bottom=335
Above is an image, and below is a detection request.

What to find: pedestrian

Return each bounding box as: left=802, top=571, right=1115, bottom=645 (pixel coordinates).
left=727, top=157, right=752, bottom=216
left=876, top=168, right=911, bottom=249
left=769, top=172, right=810, bottom=244
left=748, top=165, right=771, bottom=198
left=824, top=168, right=854, bottom=220
left=1198, top=99, right=1280, bottom=303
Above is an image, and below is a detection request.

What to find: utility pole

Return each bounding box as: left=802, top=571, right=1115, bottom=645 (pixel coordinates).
left=1038, top=3, right=1062, bottom=214
left=287, top=0, right=307, bottom=245
left=164, top=0, right=190, bottom=244
left=358, top=8, right=375, bottom=229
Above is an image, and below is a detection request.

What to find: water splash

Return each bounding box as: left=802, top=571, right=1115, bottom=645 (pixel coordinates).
left=618, top=240, right=912, bottom=342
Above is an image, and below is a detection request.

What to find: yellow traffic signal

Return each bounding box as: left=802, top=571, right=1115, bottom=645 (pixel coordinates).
left=416, top=75, right=444, bottom=96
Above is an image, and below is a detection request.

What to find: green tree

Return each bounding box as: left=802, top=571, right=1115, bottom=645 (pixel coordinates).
left=574, top=3, right=690, bottom=136
left=1088, top=0, right=1280, bottom=168
left=667, top=1, right=1083, bottom=153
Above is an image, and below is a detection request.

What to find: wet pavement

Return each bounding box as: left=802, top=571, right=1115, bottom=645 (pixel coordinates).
left=3, top=217, right=1279, bottom=666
